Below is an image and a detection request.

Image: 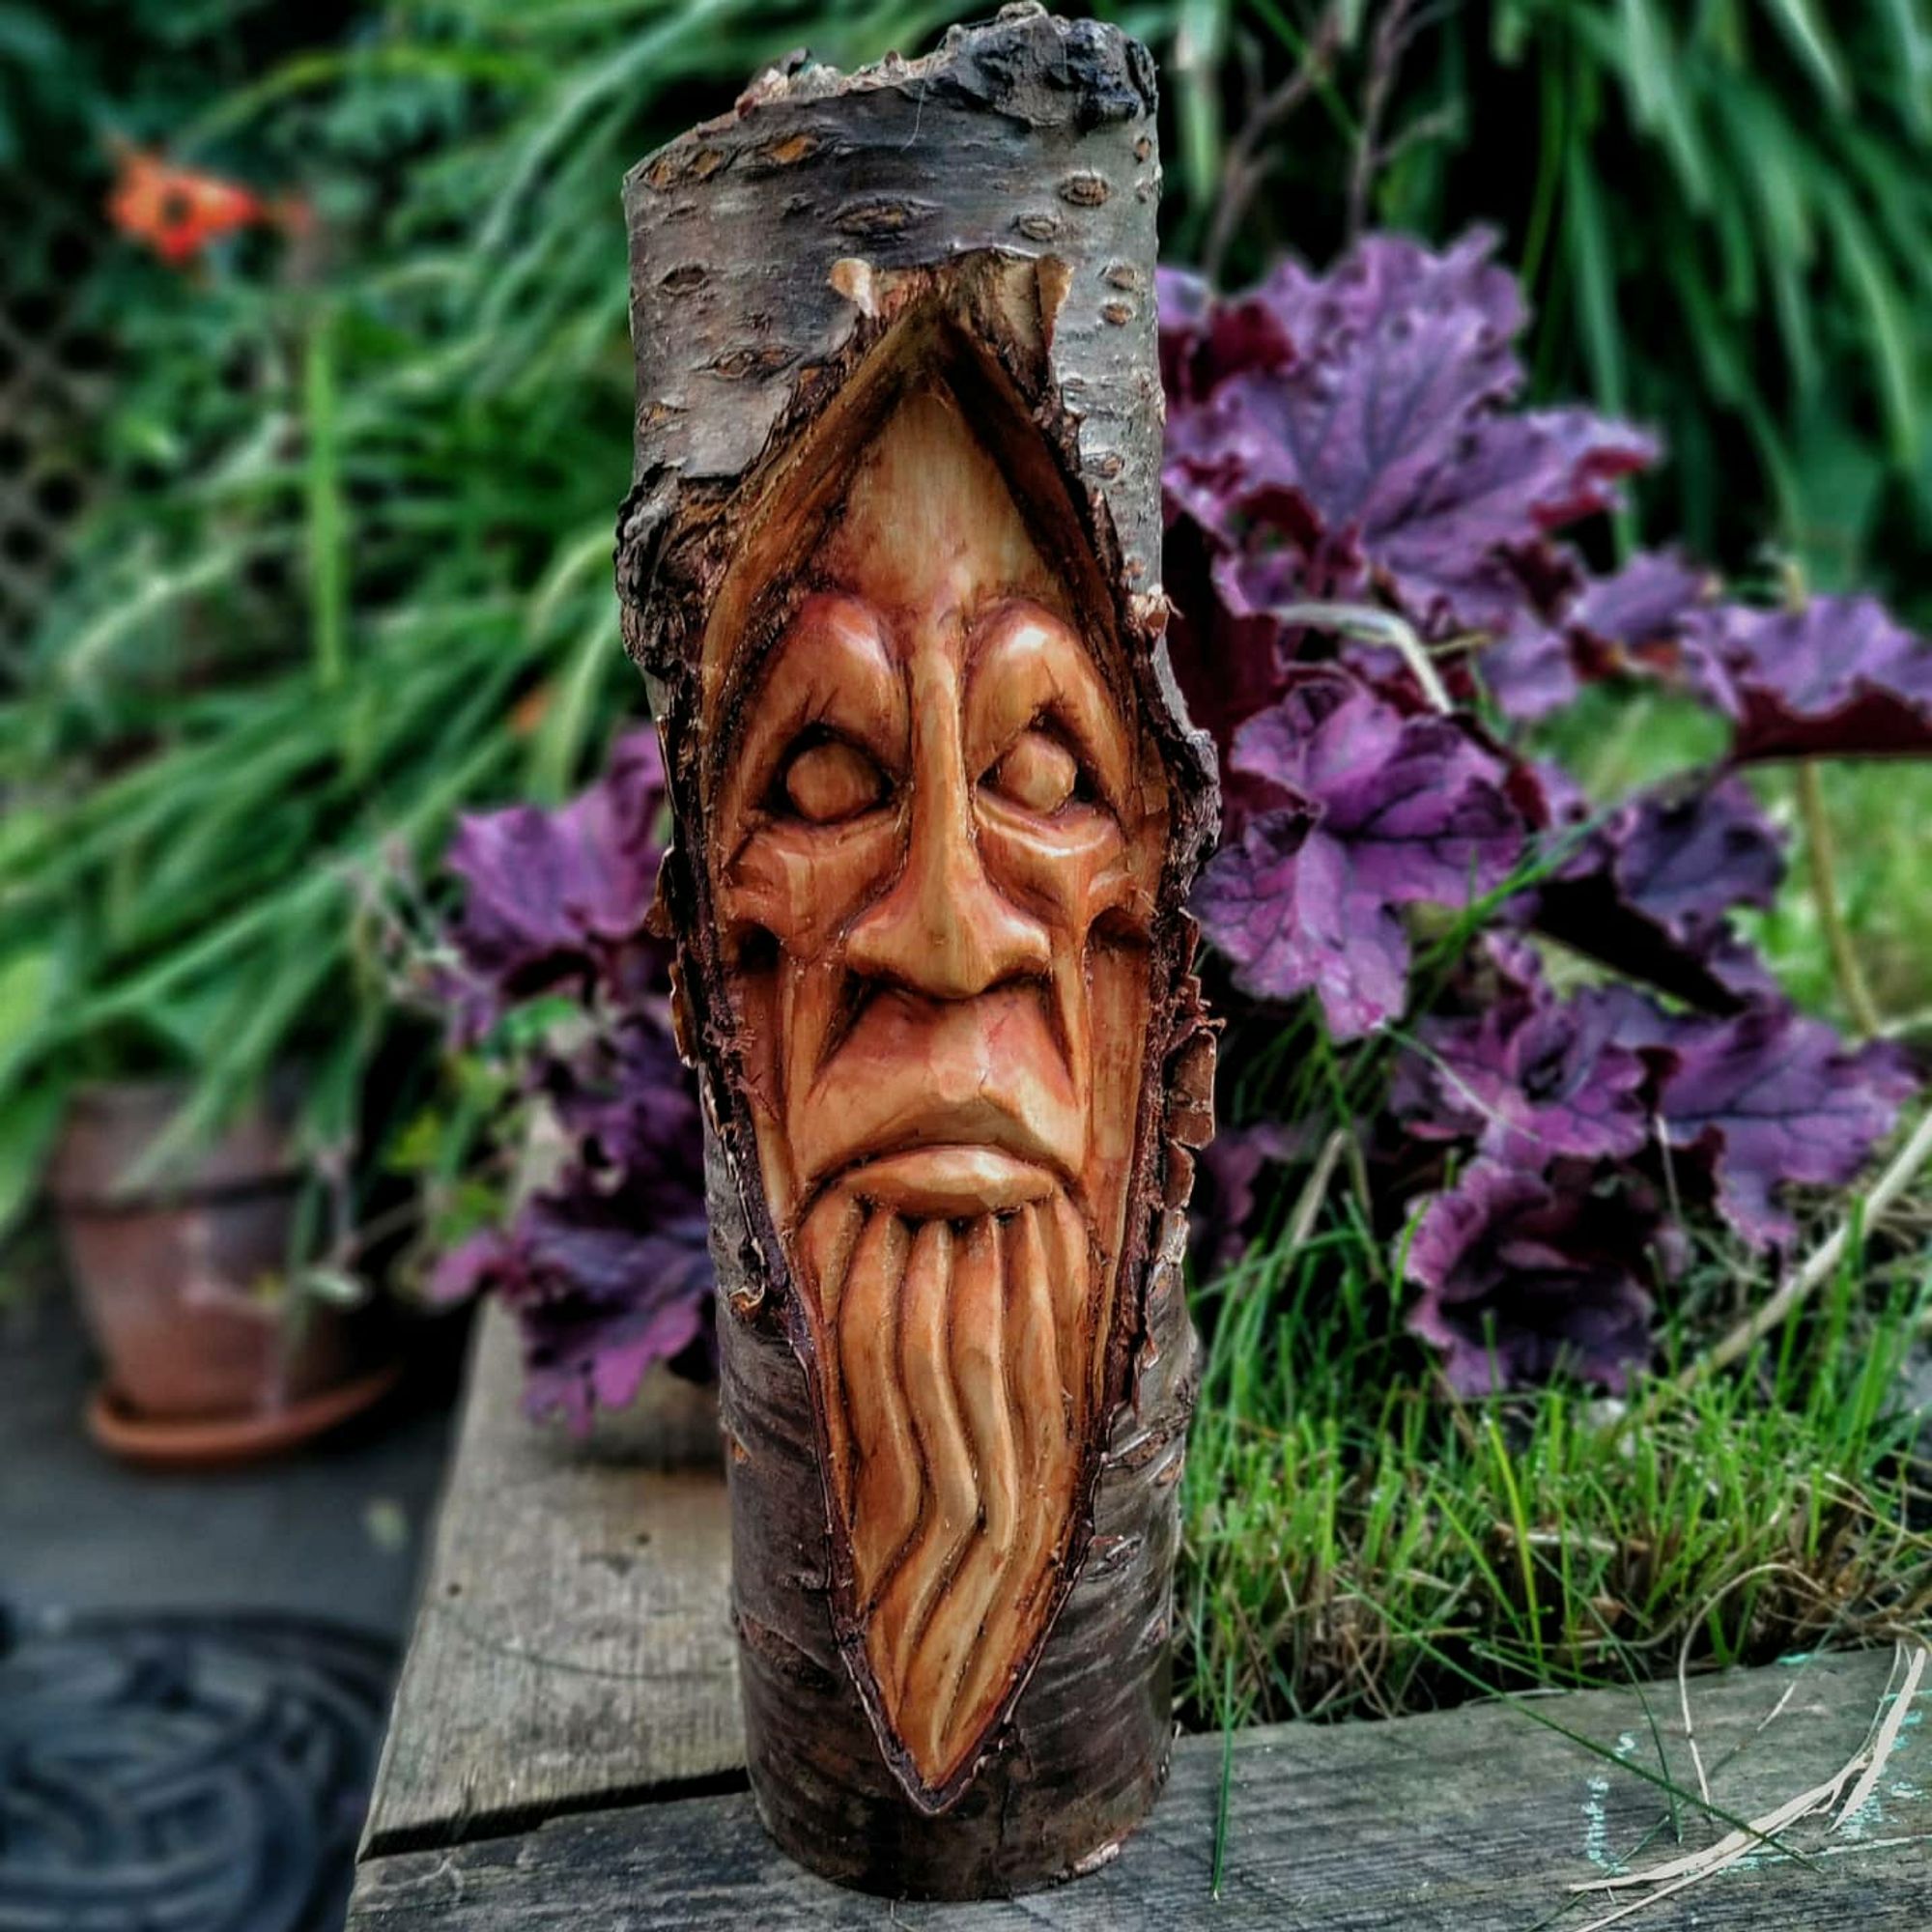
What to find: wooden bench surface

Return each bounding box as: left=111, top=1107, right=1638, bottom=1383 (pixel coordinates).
left=351, top=1303, right=1932, bottom=1926
left=358, top=1304, right=738, bottom=1853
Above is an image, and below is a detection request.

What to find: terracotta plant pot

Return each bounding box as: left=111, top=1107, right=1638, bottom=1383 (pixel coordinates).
left=48, top=1079, right=395, bottom=1466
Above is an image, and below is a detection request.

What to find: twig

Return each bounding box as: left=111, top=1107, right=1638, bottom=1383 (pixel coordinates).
left=1348, top=0, right=1442, bottom=238
left=1674, top=1560, right=1833, bottom=1812
left=1833, top=1643, right=1926, bottom=1830
left=1570, top=1643, right=1924, bottom=1928
left=1678, top=1099, right=1932, bottom=1391
left=1202, top=9, right=1344, bottom=282
left=1267, top=600, right=1455, bottom=712
left=1797, top=760, right=1883, bottom=1038
left=1284, top=1128, right=1348, bottom=1257
left=1569, top=1765, right=1861, bottom=1925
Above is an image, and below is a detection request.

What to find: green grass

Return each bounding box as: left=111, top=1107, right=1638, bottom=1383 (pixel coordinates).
left=1747, top=760, right=1932, bottom=1031
left=1177, top=1199, right=1932, bottom=1735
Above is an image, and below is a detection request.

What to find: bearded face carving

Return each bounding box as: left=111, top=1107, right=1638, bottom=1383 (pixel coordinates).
left=702, top=373, right=1171, bottom=1801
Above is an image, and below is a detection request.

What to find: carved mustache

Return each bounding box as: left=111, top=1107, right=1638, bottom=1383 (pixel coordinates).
left=785, top=981, right=1085, bottom=1213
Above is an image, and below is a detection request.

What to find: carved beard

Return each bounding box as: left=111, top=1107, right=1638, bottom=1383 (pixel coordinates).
left=794, top=1179, right=1100, bottom=1796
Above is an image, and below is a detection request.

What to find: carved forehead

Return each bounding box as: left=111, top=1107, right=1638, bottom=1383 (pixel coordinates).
left=696, top=347, right=1135, bottom=753
left=816, top=385, right=1061, bottom=627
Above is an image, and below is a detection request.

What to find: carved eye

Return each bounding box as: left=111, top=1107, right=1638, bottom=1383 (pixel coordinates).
left=781, top=738, right=886, bottom=824
left=984, top=728, right=1079, bottom=815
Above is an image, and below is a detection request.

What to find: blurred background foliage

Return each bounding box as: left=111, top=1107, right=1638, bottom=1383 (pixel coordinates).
left=2, top=0, right=1930, bottom=1248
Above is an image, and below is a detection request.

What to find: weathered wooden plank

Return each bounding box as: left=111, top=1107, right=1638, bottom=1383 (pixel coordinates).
left=358, top=1302, right=739, bottom=1854
left=351, top=1647, right=1929, bottom=1927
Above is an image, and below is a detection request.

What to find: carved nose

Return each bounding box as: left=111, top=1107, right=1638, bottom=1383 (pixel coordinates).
left=844, top=787, right=1051, bottom=998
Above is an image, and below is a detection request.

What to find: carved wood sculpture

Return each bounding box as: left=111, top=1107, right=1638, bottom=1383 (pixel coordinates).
left=615, top=5, right=1219, bottom=1897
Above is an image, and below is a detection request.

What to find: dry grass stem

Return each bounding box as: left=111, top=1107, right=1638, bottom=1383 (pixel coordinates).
left=1797, top=760, right=1883, bottom=1039
left=1679, top=1100, right=1932, bottom=1390
left=1832, top=1643, right=1926, bottom=1830
left=1570, top=1641, right=1929, bottom=1930
left=1265, top=602, right=1455, bottom=712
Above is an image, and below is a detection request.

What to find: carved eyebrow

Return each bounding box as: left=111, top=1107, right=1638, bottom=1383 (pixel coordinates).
left=721, top=594, right=907, bottom=835
left=963, top=602, right=1133, bottom=813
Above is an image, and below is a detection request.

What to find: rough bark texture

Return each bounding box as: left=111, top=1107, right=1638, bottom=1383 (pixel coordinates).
left=616, top=5, right=1218, bottom=1898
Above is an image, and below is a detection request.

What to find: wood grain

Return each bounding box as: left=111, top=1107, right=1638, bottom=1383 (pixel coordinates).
left=352, top=1646, right=1932, bottom=1927
left=356, top=1303, right=738, bottom=1855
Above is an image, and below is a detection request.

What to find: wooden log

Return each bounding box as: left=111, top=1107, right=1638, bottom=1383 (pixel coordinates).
left=616, top=5, right=1218, bottom=1897
left=348, top=1648, right=1932, bottom=1929
left=356, top=1304, right=738, bottom=1856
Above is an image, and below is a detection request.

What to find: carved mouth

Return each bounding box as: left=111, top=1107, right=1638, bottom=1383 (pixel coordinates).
left=836, top=1144, right=1058, bottom=1217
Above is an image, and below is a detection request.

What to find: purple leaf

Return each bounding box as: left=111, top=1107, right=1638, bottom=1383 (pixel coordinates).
left=1475, top=611, right=1578, bottom=722
left=1163, top=232, right=1655, bottom=645
left=450, top=1184, right=716, bottom=1433
left=1206, top=676, right=1523, bottom=1013
left=542, top=1018, right=705, bottom=1213
left=1162, top=515, right=1298, bottom=781
left=1530, top=778, right=1785, bottom=1009
left=1591, top=992, right=1917, bottom=1249
left=1567, top=551, right=1714, bottom=679
left=433, top=736, right=718, bottom=1423
left=512, top=1207, right=715, bottom=1430
left=1405, top=1159, right=1662, bottom=1394
left=1158, top=266, right=1293, bottom=405
left=1686, top=595, right=1932, bottom=762
left=1193, top=670, right=1525, bottom=1037
left=424, top=1228, right=515, bottom=1308
left=441, top=727, right=668, bottom=1037
left=1394, top=959, right=1651, bottom=1167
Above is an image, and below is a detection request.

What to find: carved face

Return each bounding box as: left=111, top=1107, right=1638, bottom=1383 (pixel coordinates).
left=706, top=380, right=1169, bottom=1799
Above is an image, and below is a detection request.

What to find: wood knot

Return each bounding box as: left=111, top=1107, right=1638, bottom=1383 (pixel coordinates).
left=835, top=195, right=936, bottom=238
left=658, top=263, right=707, bottom=294
left=643, top=144, right=730, bottom=190
left=828, top=257, right=877, bottom=315
left=1102, top=261, right=1141, bottom=292
left=1057, top=169, right=1112, bottom=207
left=707, top=344, right=795, bottom=381
left=1013, top=211, right=1063, bottom=242
left=1100, top=299, right=1136, bottom=327
left=749, top=129, right=823, bottom=170
left=1083, top=1533, right=1139, bottom=1580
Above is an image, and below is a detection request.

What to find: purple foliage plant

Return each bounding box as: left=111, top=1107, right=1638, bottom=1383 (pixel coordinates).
left=428, top=228, right=1927, bottom=1419
left=1166, top=230, right=1924, bottom=1394
left=422, top=730, right=715, bottom=1429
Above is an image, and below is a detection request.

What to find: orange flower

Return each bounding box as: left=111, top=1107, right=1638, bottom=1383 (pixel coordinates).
left=106, top=143, right=304, bottom=266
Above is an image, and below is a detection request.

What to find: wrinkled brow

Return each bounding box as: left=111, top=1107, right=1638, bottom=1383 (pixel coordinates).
left=964, top=601, right=1134, bottom=814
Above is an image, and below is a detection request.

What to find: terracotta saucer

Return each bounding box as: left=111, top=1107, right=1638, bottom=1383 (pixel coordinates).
left=85, top=1361, right=406, bottom=1470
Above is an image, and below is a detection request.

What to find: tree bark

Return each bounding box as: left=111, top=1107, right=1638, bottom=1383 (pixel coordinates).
left=616, top=5, right=1218, bottom=1898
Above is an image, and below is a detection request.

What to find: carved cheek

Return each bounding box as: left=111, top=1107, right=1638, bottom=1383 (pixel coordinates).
left=719, top=813, right=903, bottom=966
left=973, top=804, right=1137, bottom=941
